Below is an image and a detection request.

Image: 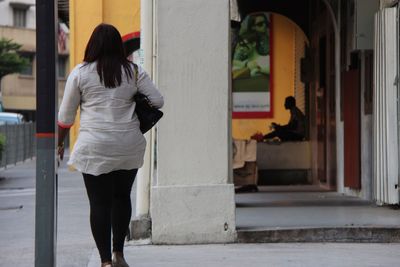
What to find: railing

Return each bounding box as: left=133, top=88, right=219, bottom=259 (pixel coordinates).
left=0, top=122, right=36, bottom=168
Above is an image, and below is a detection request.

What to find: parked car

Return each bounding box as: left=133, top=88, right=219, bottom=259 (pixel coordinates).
left=0, top=112, right=25, bottom=124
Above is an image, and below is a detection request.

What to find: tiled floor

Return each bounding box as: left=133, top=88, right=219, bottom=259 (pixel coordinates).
left=235, top=186, right=400, bottom=230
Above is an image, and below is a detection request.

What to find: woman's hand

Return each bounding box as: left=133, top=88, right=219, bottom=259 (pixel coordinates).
left=57, top=125, right=70, bottom=163
left=58, top=143, right=65, bottom=161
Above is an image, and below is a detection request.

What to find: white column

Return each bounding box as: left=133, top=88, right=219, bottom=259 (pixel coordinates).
left=151, top=0, right=236, bottom=244
left=135, top=0, right=154, bottom=219
left=322, top=0, right=343, bottom=193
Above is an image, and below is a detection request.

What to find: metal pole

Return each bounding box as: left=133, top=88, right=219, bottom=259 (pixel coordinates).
left=396, top=1, right=400, bottom=202
left=35, top=0, right=58, bottom=266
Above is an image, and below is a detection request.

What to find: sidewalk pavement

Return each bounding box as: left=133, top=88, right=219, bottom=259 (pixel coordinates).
left=2, top=155, right=400, bottom=266
left=88, top=242, right=400, bottom=267
left=86, top=184, right=400, bottom=266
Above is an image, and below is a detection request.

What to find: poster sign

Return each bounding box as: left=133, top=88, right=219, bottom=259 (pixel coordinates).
left=232, top=12, right=273, bottom=118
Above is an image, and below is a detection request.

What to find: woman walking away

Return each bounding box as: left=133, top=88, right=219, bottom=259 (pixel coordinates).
left=57, top=23, right=164, bottom=267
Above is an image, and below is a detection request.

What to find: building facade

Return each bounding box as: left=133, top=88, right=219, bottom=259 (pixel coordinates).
left=0, top=0, right=69, bottom=121
left=147, top=0, right=399, bottom=244
left=68, top=0, right=399, bottom=244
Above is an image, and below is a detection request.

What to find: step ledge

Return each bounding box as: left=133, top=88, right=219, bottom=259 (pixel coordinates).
left=237, top=226, right=400, bottom=243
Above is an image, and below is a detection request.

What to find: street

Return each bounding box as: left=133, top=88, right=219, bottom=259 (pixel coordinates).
left=0, top=152, right=96, bottom=266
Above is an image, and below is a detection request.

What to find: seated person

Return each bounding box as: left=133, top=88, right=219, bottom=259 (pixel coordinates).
left=264, top=96, right=306, bottom=142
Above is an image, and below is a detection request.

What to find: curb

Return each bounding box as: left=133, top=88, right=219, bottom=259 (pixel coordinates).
left=237, top=227, right=400, bottom=243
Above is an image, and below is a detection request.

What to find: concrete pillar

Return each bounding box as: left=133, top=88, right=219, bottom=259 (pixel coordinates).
left=322, top=0, right=343, bottom=193
left=151, top=0, right=236, bottom=244
left=131, top=0, right=153, bottom=240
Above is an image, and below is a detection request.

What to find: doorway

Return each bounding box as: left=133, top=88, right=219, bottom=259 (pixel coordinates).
left=232, top=0, right=337, bottom=191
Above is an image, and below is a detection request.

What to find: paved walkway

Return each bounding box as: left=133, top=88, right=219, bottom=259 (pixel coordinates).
left=88, top=242, right=400, bottom=267
left=90, top=186, right=400, bottom=266
left=235, top=187, right=400, bottom=242
left=2, top=156, right=400, bottom=266
left=236, top=187, right=400, bottom=230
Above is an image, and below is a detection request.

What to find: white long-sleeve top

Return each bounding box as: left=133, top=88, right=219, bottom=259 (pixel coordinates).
left=58, top=62, right=164, bottom=176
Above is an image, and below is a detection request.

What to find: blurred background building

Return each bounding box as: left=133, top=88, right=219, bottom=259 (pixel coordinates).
left=0, top=0, right=69, bottom=121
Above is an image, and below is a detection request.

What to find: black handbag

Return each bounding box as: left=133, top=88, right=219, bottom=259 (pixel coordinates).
left=133, top=64, right=163, bottom=133
left=134, top=93, right=163, bottom=133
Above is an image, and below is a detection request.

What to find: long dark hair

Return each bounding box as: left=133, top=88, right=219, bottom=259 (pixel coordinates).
left=83, top=23, right=133, bottom=88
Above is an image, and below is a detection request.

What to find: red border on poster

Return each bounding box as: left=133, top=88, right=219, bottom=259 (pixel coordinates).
left=232, top=13, right=274, bottom=119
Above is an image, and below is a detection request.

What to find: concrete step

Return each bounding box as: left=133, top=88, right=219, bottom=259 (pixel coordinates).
left=258, top=169, right=310, bottom=185
left=237, top=227, right=400, bottom=243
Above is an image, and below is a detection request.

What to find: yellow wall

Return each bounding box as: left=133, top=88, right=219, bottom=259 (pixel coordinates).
left=70, top=0, right=140, bottom=67
left=69, top=0, right=140, bottom=150
left=232, top=14, right=308, bottom=139
left=68, top=7, right=307, bottom=144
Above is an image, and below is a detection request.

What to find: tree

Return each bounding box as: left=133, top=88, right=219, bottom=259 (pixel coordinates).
left=0, top=38, right=29, bottom=111
left=0, top=38, right=29, bottom=91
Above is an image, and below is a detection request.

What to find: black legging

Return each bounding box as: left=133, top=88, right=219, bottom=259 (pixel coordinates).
left=83, top=169, right=138, bottom=263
